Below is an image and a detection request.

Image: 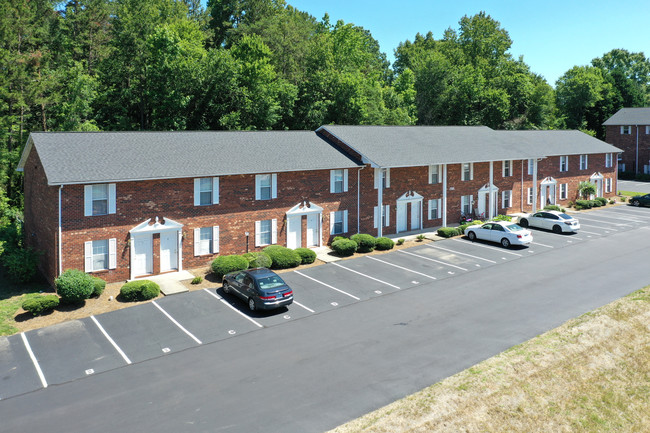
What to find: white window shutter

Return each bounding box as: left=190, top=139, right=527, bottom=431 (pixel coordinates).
left=374, top=206, right=379, bottom=228
left=343, top=210, right=348, bottom=233
left=194, top=179, right=201, bottom=206
left=374, top=168, right=380, bottom=189
left=84, top=185, right=93, bottom=216
left=108, top=184, right=116, bottom=214
left=271, top=218, right=277, bottom=244
left=620, top=126, right=624, bottom=134
left=330, top=211, right=335, bottom=233
left=271, top=174, right=277, bottom=199
left=384, top=205, right=390, bottom=226
left=255, top=175, right=261, bottom=200
left=108, top=238, right=117, bottom=269
left=84, top=241, right=93, bottom=272
left=255, top=221, right=261, bottom=247
left=212, top=226, right=219, bottom=253
left=330, top=171, right=335, bottom=193
left=437, top=199, right=441, bottom=219
left=428, top=199, right=433, bottom=219
left=502, top=161, right=505, bottom=177
left=213, top=177, right=219, bottom=204
left=343, top=169, right=348, bottom=192
left=385, top=168, right=390, bottom=188
left=428, top=165, right=433, bottom=184
left=470, top=164, right=473, bottom=180
left=193, top=228, right=200, bottom=256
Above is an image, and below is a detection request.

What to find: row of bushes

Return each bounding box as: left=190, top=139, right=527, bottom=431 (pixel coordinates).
left=437, top=214, right=514, bottom=238
left=211, top=246, right=317, bottom=280
left=331, top=234, right=395, bottom=257
left=574, top=197, right=608, bottom=210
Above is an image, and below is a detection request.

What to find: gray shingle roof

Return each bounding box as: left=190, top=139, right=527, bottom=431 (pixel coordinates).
left=20, top=131, right=360, bottom=185
left=603, top=107, right=650, bottom=125
left=319, top=125, right=620, bottom=167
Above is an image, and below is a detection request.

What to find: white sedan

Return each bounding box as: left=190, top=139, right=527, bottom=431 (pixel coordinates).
left=464, top=221, right=533, bottom=248
left=517, top=210, right=580, bottom=233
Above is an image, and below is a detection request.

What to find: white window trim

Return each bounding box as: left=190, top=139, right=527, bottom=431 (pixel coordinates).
left=605, top=178, right=612, bottom=193
left=428, top=164, right=441, bottom=184
left=84, top=238, right=116, bottom=272
left=329, top=210, right=349, bottom=235
left=330, top=169, right=349, bottom=193
left=374, top=168, right=390, bottom=189
left=559, top=156, right=568, bottom=173
left=646, top=126, right=650, bottom=135
left=527, top=159, right=534, bottom=175
left=461, top=195, right=473, bottom=214
left=84, top=183, right=116, bottom=216
left=194, top=177, right=219, bottom=206
left=502, top=190, right=512, bottom=208
left=621, top=125, right=631, bottom=135
left=255, top=219, right=277, bottom=247
left=502, top=160, right=513, bottom=177
left=373, top=205, right=390, bottom=228
left=255, top=174, right=277, bottom=200
left=527, top=187, right=533, bottom=205
left=605, top=153, right=613, bottom=168
left=462, top=163, right=473, bottom=181
left=193, top=226, right=219, bottom=256
left=428, top=198, right=441, bottom=219
left=580, top=154, right=588, bottom=170
left=560, top=183, right=568, bottom=200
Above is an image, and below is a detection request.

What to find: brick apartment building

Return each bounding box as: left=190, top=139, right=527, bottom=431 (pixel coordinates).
left=18, top=126, right=620, bottom=285
left=603, top=107, right=650, bottom=175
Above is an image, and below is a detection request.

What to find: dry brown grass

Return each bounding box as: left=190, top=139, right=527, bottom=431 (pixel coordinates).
left=330, top=286, right=650, bottom=433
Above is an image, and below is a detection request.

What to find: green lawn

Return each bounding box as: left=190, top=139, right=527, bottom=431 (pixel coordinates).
left=0, top=269, right=50, bottom=336
left=618, top=190, right=644, bottom=197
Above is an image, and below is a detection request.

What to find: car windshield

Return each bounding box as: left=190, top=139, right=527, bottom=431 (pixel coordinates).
left=506, top=224, right=524, bottom=232
left=559, top=213, right=572, bottom=219
left=256, top=275, right=286, bottom=290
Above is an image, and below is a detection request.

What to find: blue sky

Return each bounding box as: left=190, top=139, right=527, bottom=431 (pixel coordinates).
left=286, top=0, right=650, bottom=86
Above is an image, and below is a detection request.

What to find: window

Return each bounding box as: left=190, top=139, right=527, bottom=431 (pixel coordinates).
left=646, top=126, right=650, bottom=135
left=255, top=219, right=277, bottom=246
left=502, top=190, right=512, bottom=208
left=194, top=177, right=219, bottom=206
left=373, top=205, right=390, bottom=228
left=527, top=187, right=533, bottom=205
left=461, top=195, right=473, bottom=215
left=429, top=165, right=441, bottom=184
left=605, top=153, right=613, bottom=168
left=605, top=178, right=612, bottom=193
left=560, top=183, right=568, bottom=200
left=330, top=210, right=348, bottom=234
left=84, top=183, right=116, bottom=216
left=527, top=159, right=534, bottom=175
left=502, top=160, right=512, bottom=177
left=428, top=199, right=441, bottom=219
left=559, top=156, right=568, bottom=173
left=374, top=168, right=390, bottom=189
left=461, top=163, right=473, bottom=181
left=255, top=174, right=277, bottom=200
left=194, top=226, right=219, bottom=256
left=621, top=125, right=631, bottom=135
left=580, top=154, right=588, bottom=170
left=330, top=169, right=348, bottom=193
left=84, top=238, right=116, bottom=272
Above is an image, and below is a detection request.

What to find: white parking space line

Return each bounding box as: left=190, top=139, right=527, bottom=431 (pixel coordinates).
left=399, top=250, right=468, bottom=271
left=576, top=216, right=632, bottom=226
left=450, top=238, right=523, bottom=256
left=203, top=289, right=264, bottom=328
left=20, top=332, right=47, bottom=389
left=532, top=241, right=554, bottom=248
left=578, top=229, right=602, bottom=235
left=366, top=256, right=437, bottom=280
left=91, top=316, right=132, bottom=365
left=580, top=223, right=618, bottom=231
left=331, top=262, right=401, bottom=289
left=293, top=301, right=315, bottom=313
left=579, top=213, right=644, bottom=223
left=152, top=301, right=203, bottom=345
left=294, top=271, right=361, bottom=300
left=598, top=209, right=650, bottom=220
left=425, top=244, right=497, bottom=263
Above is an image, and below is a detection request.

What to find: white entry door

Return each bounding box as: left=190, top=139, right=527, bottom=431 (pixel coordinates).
left=160, top=231, right=178, bottom=272
left=287, top=216, right=300, bottom=249
left=133, top=235, right=153, bottom=276
left=306, top=213, right=319, bottom=247
left=397, top=202, right=408, bottom=232
left=410, top=201, right=421, bottom=230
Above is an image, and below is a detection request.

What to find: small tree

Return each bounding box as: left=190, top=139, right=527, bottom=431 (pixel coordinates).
left=578, top=181, right=597, bottom=199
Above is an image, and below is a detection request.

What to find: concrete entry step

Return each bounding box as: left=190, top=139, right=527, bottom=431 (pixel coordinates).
left=132, top=270, right=194, bottom=295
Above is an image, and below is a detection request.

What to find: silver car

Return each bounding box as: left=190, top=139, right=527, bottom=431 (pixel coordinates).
left=517, top=210, right=580, bottom=233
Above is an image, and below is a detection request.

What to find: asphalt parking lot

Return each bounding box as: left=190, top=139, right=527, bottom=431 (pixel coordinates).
left=1, top=204, right=649, bottom=401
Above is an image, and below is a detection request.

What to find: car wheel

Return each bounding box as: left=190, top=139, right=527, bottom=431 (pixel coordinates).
left=223, top=282, right=231, bottom=294
left=632, top=200, right=640, bottom=207
left=519, top=219, right=529, bottom=228
left=248, top=298, right=256, bottom=311
left=468, top=231, right=476, bottom=241
left=552, top=224, right=562, bottom=234
left=501, top=238, right=511, bottom=248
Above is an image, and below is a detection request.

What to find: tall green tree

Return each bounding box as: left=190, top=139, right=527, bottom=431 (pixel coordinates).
left=556, top=65, right=607, bottom=131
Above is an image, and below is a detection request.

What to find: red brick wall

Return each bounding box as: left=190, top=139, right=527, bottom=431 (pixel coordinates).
left=605, top=124, right=650, bottom=174
left=23, top=147, right=60, bottom=285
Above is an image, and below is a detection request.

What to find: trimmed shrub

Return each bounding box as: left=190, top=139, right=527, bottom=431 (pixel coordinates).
left=242, top=251, right=272, bottom=269
left=263, top=245, right=301, bottom=269
left=211, top=255, right=249, bottom=280
left=590, top=199, right=601, bottom=207
left=55, top=269, right=94, bottom=304
left=375, top=237, right=395, bottom=250
left=191, top=276, right=203, bottom=284
left=492, top=214, right=512, bottom=222
left=459, top=220, right=482, bottom=233
left=331, top=239, right=357, bottom=257
left=295, top=248, right=317, bottom=264
left=92, top=277, right=106, bottom=297
left=609, top=199, right=616, bottom=204
left=595, top=197, right=608, bottom=206
left=574, top=200, right=592, bottom=210
left=350, top=234, right=377, bottom=253
left=543, top=205, right=566, bottom=212
left=437, top=227, right=461, bottom=238
left=2, top=247, right=40, bottom=283
left=397, top=239, right=405, bottom=246
left=332, top=236, right=347, bottom=244
left=620, top=196, right=627, bottom=202
left=22, top=295, right=59, bottom=316
left=120, top=280, right=160, bottom=302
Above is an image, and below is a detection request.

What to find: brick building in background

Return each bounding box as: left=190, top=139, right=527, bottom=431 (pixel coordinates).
left=603, top=107, right=650, bottom=175
left=18, top=126, right=620, bottom=285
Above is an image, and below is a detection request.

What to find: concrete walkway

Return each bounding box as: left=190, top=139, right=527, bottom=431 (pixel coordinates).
left=133, top=270, right=194, bottom=295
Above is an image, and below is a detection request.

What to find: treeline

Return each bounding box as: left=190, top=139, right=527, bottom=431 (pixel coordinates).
left=1, top=0, right=650, bottom=211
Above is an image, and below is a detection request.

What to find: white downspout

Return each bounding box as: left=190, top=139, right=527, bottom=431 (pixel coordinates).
left=489, top=161, right=494, bottom=219
left=442, top=164, right=447, bottom=228
left=636, top=125, right=639, bottom=174
left=58, top=185, right=63, bottom=276
left=520, top=160, right=524, bottom=212
left=377, top=168, right=383, bottom=237
left=532, top=159, right=538, bottom=212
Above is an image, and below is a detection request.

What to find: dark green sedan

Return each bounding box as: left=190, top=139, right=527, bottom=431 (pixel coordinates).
left=630, top=194, right=650, bottom=207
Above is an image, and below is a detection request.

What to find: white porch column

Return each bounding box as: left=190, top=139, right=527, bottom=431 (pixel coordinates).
left=442, top=164, right=447, bottom=227
left=532, top=159, right=538, bottom=212
left=377, top=169, right=383, bottom=237
left=488, top=161, right=494, bottom=220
